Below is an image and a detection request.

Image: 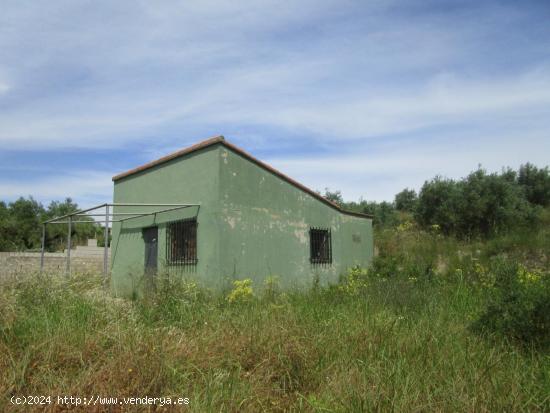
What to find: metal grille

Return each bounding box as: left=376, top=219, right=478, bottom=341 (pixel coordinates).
left=310, top=227, right=332, bottom=265
left=166, top=219, right=198, bottom=265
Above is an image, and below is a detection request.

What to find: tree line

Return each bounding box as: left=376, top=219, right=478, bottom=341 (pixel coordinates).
left=0, top=198, right=107, bottom=252
left=1, top=163, right=549, bottom=251
left=327, top=163, right=550, bottom=239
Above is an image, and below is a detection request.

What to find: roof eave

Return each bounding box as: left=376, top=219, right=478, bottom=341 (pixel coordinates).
left=111, top=135, right=374, bottom=220
left=112, top=135, right=225, bottom=182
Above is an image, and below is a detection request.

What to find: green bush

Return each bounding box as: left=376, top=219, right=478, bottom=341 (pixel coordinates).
left=473, top=260, right=550, bottom=349
left=136, top=274, right=212, bottom=327
left=518, top=163, right=550, bottom=206
left=371, top=253, right=401, bottom=278
left=227, top=279, right=254, bottom=304
left=415, top=168, right=539, bottom=238
left=338, top=266, right=369, bottom=296
left=394, top=188, right=418, bottom=212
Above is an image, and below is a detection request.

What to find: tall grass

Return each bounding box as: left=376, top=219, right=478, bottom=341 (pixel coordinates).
left=1, top=228, right=549, bottom=412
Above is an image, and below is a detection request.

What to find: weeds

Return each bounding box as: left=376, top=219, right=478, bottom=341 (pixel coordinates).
left=227, top=279, right=254, bottom=304
left=473, top=260, right=550, bottom=349
left=1, top=226, right=549, bottom=412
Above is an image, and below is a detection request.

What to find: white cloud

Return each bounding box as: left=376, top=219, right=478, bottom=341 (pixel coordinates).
left=267, top=131, right=550, bottom=202
left=0, top=0, right=549, bottom=203
left=0, top=171, right=114, bottom=208
left=2, top=60, right=548, bottom=150
left=234, top=68, right=550, bottom=139
left=1, top=0, right=547, bottom=150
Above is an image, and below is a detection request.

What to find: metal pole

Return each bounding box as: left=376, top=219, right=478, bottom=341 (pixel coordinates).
left=40, top=224, right=46, bottom=274
left=116, top=205, right=195, bottom=223
left=45, top=220, right=126, bottom=224
left=43, top=203, right=201, bottom=224
left=71, top=213, right=164, bottom=216
left=109, top=203, right=197, bottom=206
left=44, top=203, right=107, bottom=224
left=66, top=216, right=72, bottom=277
left=103, top=204, right=109, bottom=278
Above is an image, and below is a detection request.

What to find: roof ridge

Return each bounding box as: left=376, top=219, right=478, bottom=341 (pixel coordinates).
left=112, top=135, right=373, bottom=219
left=112, top=135, right=224, bottom=181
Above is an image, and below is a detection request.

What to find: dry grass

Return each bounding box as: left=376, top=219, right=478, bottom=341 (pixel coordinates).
left=1, top=228, right=549, bottom=412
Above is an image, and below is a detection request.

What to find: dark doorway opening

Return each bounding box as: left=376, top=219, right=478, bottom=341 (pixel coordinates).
left=143, top=226, right=158, bottom=276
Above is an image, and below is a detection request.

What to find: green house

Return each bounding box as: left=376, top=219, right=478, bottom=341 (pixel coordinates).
left=110, top=136, right=373, bottom=296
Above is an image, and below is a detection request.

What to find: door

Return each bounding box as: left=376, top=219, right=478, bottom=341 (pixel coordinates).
left=143, top=226, right=158, bottom=275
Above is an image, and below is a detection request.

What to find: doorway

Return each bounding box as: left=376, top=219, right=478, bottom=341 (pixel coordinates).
left=143, top=226, right=158, bottom=276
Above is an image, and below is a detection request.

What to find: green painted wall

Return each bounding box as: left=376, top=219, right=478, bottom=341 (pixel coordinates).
left=217, top=146, right=373, bottom=289
left=110, top=146, right=221, bottom=296
left=111, top=142, right=373, bottom=296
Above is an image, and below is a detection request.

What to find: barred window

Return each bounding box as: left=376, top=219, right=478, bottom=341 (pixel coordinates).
left=166, top=219, right=197, bottom=265
left=310, top=227, right=332, bottom=264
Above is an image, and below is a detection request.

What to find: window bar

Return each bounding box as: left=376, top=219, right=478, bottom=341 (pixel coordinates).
left=316, top=229, right=324, bottom=264
left=178, top=220, right=182, bottom=264
left=309, top=227, right=332, bottom=265
left=175, top=220, right=178, bottom=264
left=165, top=219, right=198, bottom=266
left=180, top=219, right=184, bottom=264
left=314, top=228, right=319, bottom=263
left=166, top=223, right=170, bottom=265
left=330, top=229, right=332, bottom=264
left=309, top=228, right=317, bottom=263
left=169, top=221, right=173, bottom=265
left=185, top=220, right=188, bottom=264
left=184, top=220, right=188, bottom=264
left=309, top=228, right=314, bottom=263
left=319, top=230, right=326, bottom=265
left=174, top=220, right=178, bottom=264
left=185, top=220, right=189, bottom=264
left=171, top=222, right=174, bottom=264
left=321, top=229, right=325, bottom=263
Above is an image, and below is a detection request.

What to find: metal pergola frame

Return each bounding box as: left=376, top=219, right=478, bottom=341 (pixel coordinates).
left=40, top=203, right=200, bottom=278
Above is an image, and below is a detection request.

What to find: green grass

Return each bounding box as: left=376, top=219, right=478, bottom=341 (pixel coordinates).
left=1, top=229, right=549, bottom=412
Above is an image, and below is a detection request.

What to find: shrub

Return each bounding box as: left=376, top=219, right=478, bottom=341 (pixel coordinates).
left=415, top=168, right=539, bottom=238
left=371, top=253, right=401, bottom=279
left=136, top=274, right=210, bottom=327
left=338, top=266, right=369, bottom=296
left=394, top=188, right=418, bottom=212
left=518, top=163, right=550, bottom=206
left=472, top=260, right=550, bottom=349
left=227, top=279, right=254, bottom=304
left=263, top=275, right=281, bottom=300
left=396, top=220, right=414, bottom=232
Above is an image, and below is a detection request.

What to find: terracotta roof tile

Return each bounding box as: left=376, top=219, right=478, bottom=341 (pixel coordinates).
left=112, top=135, right=373, bottom=219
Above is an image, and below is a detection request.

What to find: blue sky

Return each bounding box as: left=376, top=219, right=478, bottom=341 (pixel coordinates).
left=1, top=0, right=549, bottom=207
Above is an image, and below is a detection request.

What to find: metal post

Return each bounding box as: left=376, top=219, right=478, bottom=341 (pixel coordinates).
left=66, top=216, right=72, bottom=277
left=44, top=203, right=107, bottom=224
left=40, top=224, right=46, bottom=274
left=103, top=204, right=109, bottom=278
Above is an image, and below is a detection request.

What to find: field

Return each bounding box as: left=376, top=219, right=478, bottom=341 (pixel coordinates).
left=1, top=226, right=549, bottom=412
